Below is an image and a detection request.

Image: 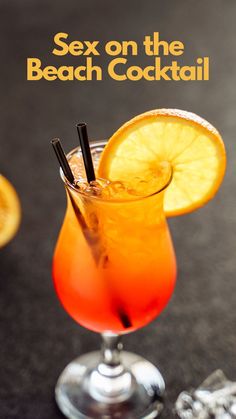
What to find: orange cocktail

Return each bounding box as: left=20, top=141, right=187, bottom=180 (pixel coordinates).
left=53, top=142, right=176, bottom=334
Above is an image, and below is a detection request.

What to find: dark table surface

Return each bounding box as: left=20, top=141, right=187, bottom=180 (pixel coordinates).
left=1, top=0, right=236, bottom=418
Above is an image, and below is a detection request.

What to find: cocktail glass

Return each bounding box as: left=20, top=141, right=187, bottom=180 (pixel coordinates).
left=52, top=140, right=177, bottom=418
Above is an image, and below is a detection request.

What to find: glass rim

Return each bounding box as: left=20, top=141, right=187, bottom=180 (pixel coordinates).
left=60, top=140, right=173, bottom=204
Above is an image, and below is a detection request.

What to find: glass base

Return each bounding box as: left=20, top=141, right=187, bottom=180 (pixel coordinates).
left=55, top=351, right=165, bottom=419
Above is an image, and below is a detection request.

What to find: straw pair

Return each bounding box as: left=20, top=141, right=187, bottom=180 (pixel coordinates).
left=51, top=123, right=95, bottom=185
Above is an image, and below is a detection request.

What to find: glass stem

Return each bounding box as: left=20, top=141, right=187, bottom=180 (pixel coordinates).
left=88, top=332, right=134, bottom=402
left=100, top=332, right=123, bottom=371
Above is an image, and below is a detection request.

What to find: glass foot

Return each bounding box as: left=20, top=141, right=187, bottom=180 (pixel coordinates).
left=55, top=351, right=165, bottom=419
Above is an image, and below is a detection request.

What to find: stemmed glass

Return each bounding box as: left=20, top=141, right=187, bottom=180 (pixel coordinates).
left=52, top=140, right=176, bottom=418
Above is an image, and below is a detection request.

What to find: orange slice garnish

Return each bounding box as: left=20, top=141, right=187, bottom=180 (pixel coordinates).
left=0, top=175, right=21, bottom=248
left=98, top=109, right=226, bottom=216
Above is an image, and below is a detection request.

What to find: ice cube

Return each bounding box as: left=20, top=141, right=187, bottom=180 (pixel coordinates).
left=176, top=371, right=236, bottom=419
left=101, top=180, right=129, bottom=199
left=230, top=401, right=236, bottom=417
left=69, top=152, right=86, bottom=180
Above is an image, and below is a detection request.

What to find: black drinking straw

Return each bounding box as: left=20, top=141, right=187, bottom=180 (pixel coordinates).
left=76, top=123, right=96, bottom=183
left=51, top=138, right=75, bottom=185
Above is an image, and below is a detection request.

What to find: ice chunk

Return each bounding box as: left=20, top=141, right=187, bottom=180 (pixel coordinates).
left=69, top=149, right=171, bottom=201
left=176, top=371, right=236, bottom=419
left=69, top=152, right=86, bottom=180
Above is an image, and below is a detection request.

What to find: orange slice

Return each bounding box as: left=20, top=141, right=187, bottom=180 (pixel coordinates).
left=0, top=175, right=21, bottom=248
left=98, top=109, right=226, bottom=216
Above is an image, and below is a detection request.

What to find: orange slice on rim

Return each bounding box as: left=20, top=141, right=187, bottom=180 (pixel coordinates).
left=98, top=109, right=226, bottom=216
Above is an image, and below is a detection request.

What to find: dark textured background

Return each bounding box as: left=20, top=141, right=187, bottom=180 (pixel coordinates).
left=0, top=0, right=235, bottom=418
